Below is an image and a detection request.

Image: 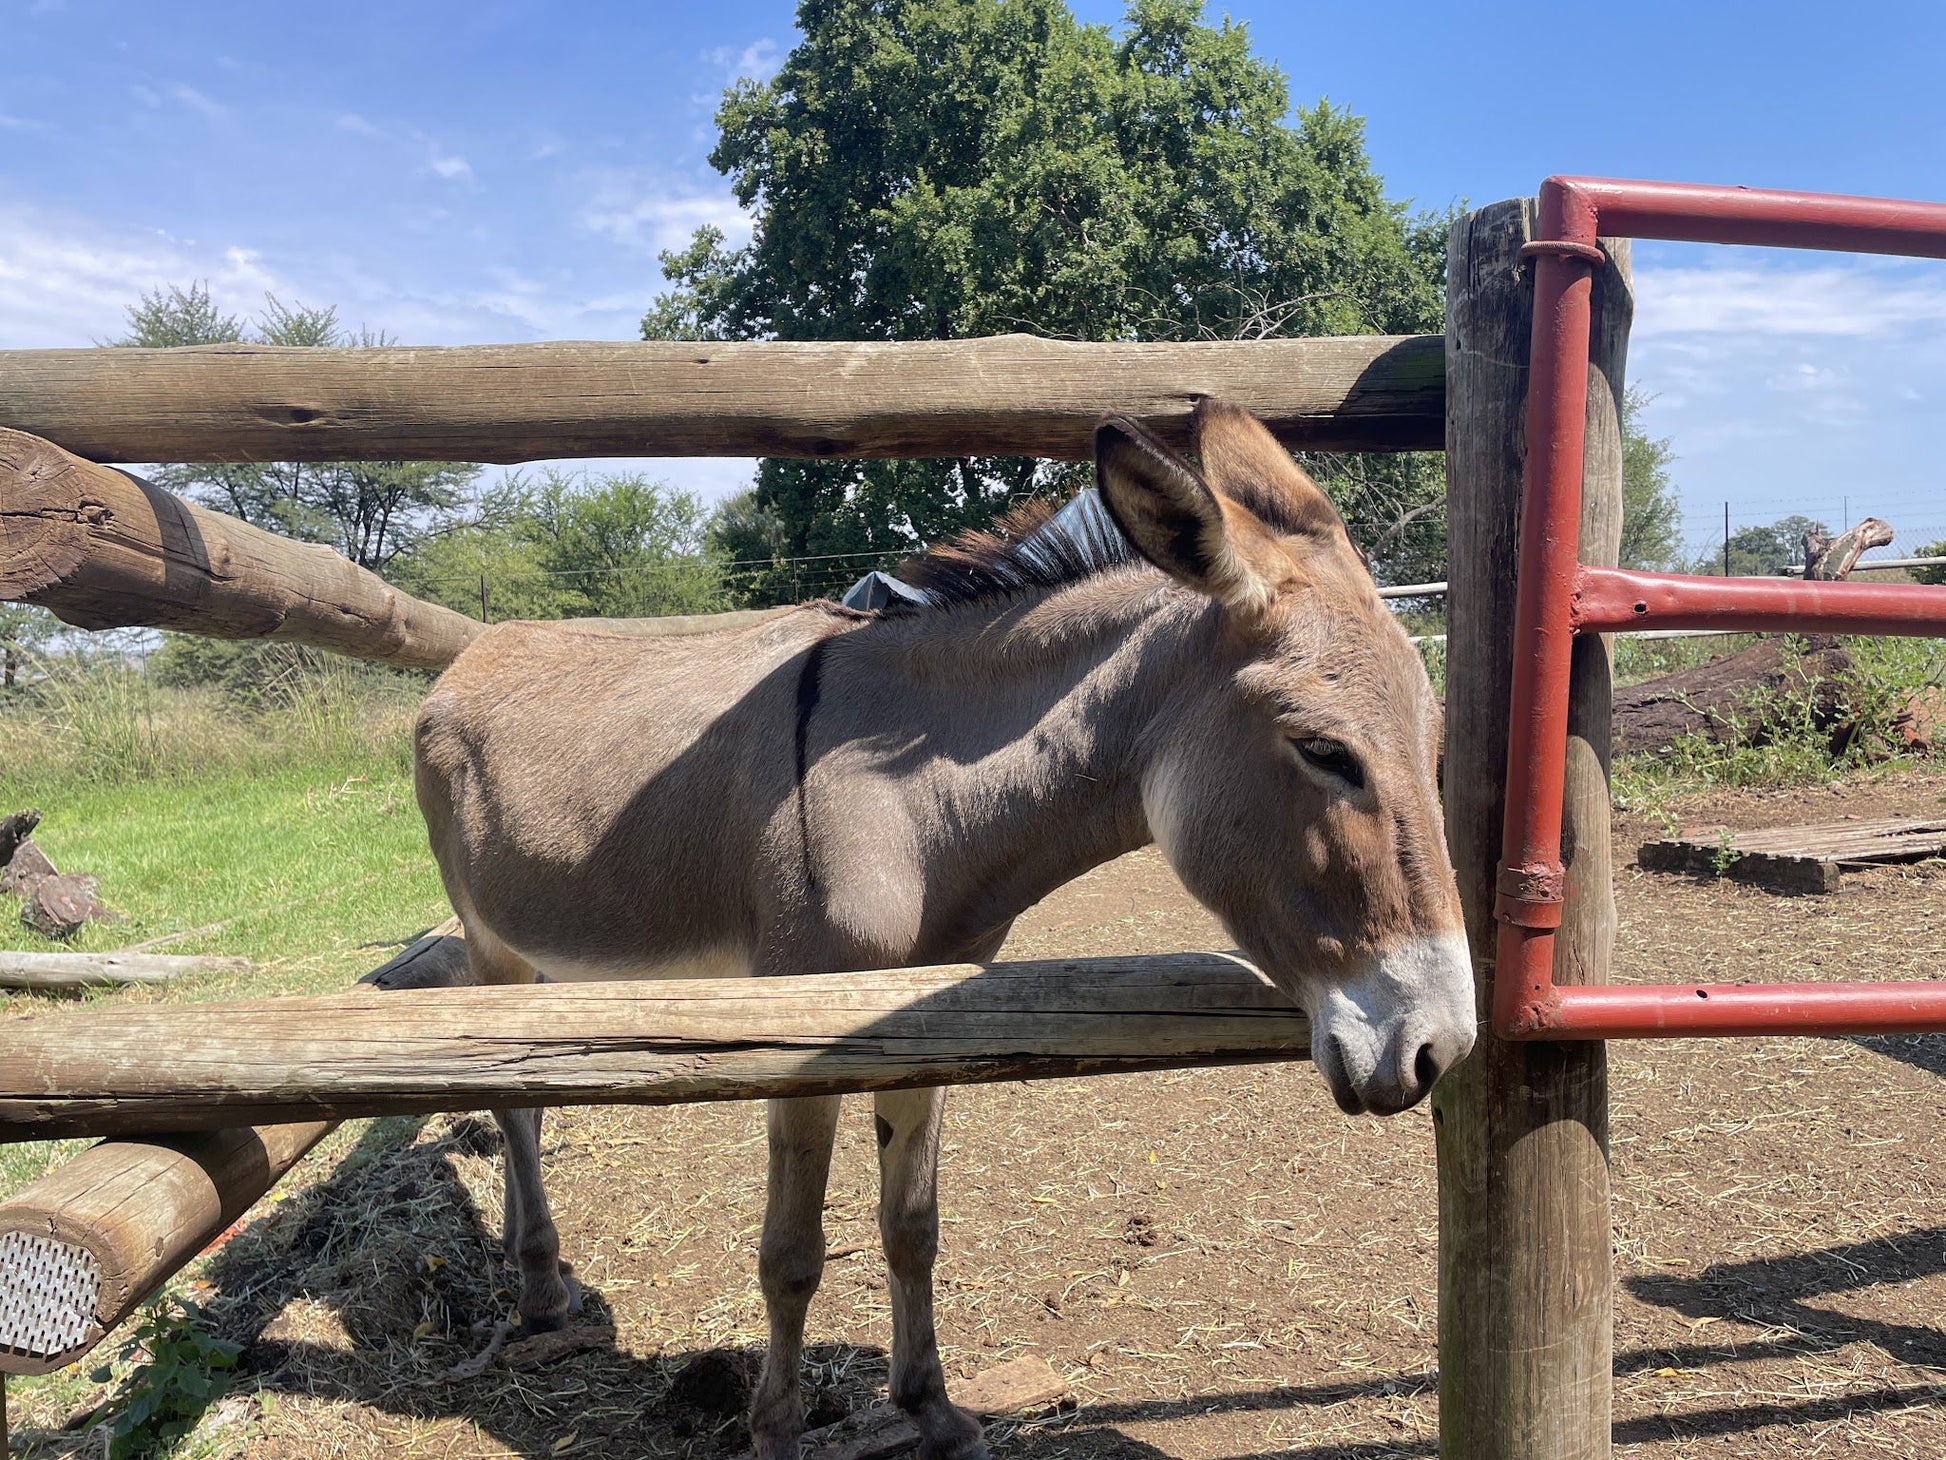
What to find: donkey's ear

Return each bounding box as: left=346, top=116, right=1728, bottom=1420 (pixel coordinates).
left=1094, top=415, right=1276, bottom=617
left=1192, top=398, right=1345, bottom=540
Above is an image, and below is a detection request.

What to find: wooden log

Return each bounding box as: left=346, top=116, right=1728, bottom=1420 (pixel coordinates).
left=0, top=920, right=462, bottom=1375
left=0, top=952, right=1309, bottom=1139
left=0, top=429, right=482, bottom=669
left=1805, top=517, right=1895, bottom=580
left=355, top=914, right=470, bottom=990
left=0, top=1121, right=331, bottom=1375
left=1433, top=198, right=1629, bottom=1460
left=0, top=842, right=55, bottom=898
left=0, top=951, right=249, bottom=990
left=1612, top=635, right=1853, bottom=755
left=19, top=874, right=99, bottom=940
left=0, top=813, right=38, bottom=868
left=0, top=335, right=1446, bottom=464
left=1635, top=839, right=1840, bottom=894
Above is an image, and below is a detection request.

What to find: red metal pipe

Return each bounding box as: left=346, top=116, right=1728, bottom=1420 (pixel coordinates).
left=1544, top=176, right=1946, bottom=257
left=1493, top=174, right=1946, bottom=1042
left=1574, top=566, right=1946, bottom=637
left=1489, top=202, right=1597, bottom=1036
left=1513, top=981, right=1946, bottom=1040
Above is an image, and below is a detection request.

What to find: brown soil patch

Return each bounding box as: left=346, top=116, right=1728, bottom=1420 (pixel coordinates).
left=17, top=772, right=1946, bottom=1458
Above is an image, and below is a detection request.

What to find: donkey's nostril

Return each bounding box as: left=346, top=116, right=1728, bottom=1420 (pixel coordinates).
left=1413, top=1041, right=1442, bottom=1093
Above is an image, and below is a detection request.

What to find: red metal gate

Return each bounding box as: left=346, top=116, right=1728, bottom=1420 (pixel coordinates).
left=1496, top=175, right=1946, bottom=1040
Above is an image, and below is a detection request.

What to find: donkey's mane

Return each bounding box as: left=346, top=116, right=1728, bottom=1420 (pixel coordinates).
left=892, top=497, right=1136, bottom=612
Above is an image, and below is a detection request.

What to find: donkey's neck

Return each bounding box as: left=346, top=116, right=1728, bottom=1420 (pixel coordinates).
left=834, top=573, right=1208, bottom=956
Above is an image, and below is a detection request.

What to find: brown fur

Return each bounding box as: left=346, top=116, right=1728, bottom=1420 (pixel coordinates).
left=413, top=401, right=1475, bottom=1459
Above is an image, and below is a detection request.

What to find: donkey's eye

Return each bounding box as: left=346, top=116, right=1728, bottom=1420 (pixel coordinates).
left=1294, top=737, right=1366, bottom=790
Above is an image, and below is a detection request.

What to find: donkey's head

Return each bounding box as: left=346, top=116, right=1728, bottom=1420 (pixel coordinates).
left=1097, top=401, right=1475, bottom=1115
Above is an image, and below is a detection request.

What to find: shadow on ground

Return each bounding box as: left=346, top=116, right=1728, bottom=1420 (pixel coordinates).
left=23, top=1107, right=1945, bottom=1460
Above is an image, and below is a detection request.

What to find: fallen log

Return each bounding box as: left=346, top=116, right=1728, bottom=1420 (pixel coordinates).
left=1614, top=635, right=1854, bottom=755
left=0, top=951, right=247, bottom=990
left=0, top=920, right=466, bottom=1376
left=0, top=429, right=482, bottom=669
left=0, top=335, right=1445, bottom=463
left=0, top=952, right=1309, bottom=1139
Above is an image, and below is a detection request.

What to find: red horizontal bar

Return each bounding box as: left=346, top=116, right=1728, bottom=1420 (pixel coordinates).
left=1517, top=981, right=1946, bottom=1039
left=1545, top=176, right=1946, bottom=257
left=1573, top=566, right=1946, bottom=637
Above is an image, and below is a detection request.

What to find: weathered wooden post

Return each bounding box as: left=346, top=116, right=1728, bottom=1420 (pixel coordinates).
left=1433, top=198, right=1631, bottom=1458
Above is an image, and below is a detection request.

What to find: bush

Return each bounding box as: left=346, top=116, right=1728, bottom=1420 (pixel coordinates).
left=87, top=1297, right=242, bottom=1459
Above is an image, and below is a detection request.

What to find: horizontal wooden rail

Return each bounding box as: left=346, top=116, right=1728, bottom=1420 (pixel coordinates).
left=0, top=334, right=1445, bottom=463
left=0, top=429, right=482, bottom=668
left=0, top=922, right=468, bottom=1376
left=0, top=952, right=1310, bottom=1140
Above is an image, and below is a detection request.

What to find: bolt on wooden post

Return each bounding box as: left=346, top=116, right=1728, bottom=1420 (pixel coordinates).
left=1434, top=196, right=1631, bottom=1460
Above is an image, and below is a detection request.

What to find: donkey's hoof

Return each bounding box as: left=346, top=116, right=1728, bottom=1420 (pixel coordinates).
left=516, top=1273, right=582, bottom=1337
left=914, top=1403, right=989, bottom=1460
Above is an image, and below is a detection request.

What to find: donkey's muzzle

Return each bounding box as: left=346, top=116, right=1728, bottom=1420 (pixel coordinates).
left=1312, top=934, right=1477, bottom=1116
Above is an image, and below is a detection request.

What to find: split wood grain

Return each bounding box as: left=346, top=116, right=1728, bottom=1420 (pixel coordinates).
left=0, top=429, right=482, bottom=669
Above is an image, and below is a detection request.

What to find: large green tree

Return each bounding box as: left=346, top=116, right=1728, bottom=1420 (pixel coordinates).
left=113, top=285, right=476, bottom=572
left=647, top=0, right=1447, bottom=592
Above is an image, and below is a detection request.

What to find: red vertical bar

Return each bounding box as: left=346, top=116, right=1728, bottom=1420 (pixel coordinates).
left=1491, top=181, right=1601, bottom=1037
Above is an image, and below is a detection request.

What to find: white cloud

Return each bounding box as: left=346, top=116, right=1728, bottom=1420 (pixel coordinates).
left=578, top=171, right=748, bottom=255
left=0, top=205, right=649, bottom=353
left=1765, top=362, right=1842, bottom=393
left=708, top=38, right=782, bottom=84
left=0, top=113, right=50, bottom=131
left=130, top=82, right=229, bottom=121
left=0, top=204, right=295, bottom=348
left=1634, top=260, right=1946, bottom=338
left=426, top=152, right=474, bottom=182
left=335, top=112, right=385, bottom=138
left=168, top=84, right=228, bottom=122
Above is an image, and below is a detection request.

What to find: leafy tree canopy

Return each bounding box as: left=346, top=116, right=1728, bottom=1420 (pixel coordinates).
left=1696, top=514, right=1829, bottom=578
left=112, top=284, right=476, bottom=571
left=393, top=471, right=729, bottom=621
left=646, top=0, right=1448, bottom=588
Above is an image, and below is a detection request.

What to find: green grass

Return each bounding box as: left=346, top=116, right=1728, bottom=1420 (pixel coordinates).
left=0, top=670, right=451, bottom=1209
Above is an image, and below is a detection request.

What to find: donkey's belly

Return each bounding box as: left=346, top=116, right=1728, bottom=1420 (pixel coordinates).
left=505, top=938, right=754, bottom=983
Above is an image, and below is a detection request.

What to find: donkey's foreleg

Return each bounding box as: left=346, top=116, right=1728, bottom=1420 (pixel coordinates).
left=493, top=1105, right=578, bottom=1333
left=750, top=1094, right=843, bottom=1460
left=875, top=1087, right=987, bottom=1460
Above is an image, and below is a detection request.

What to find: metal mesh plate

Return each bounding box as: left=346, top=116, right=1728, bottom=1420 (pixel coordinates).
left=0, top=1229, right=101, bottom=1361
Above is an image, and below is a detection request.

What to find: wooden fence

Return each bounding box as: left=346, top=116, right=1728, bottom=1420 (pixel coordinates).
left=0, top=218, right=1626, bottom=1460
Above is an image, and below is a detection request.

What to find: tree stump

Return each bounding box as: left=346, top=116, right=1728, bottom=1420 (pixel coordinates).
left=0, top=811, right=39, bottom=866
left=0, top=841, right=56, bottom=898
left=21, top=874, right=101, bottom=940
left=1804, top=518, right=1895, bottom=580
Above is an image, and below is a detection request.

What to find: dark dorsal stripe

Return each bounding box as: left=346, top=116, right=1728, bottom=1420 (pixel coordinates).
left=793, top=636, right=828, bottom=897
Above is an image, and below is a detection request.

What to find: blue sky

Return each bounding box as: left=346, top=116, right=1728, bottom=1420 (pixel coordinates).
left=5, top=0, right=1946, bottom=560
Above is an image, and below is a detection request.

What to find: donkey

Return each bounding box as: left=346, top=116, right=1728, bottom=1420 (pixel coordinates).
left=413, top=400, right=1476, bottom=1460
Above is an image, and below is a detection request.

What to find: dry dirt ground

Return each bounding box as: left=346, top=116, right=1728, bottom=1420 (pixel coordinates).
left=18, top=772, right=1946, bottom=1459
